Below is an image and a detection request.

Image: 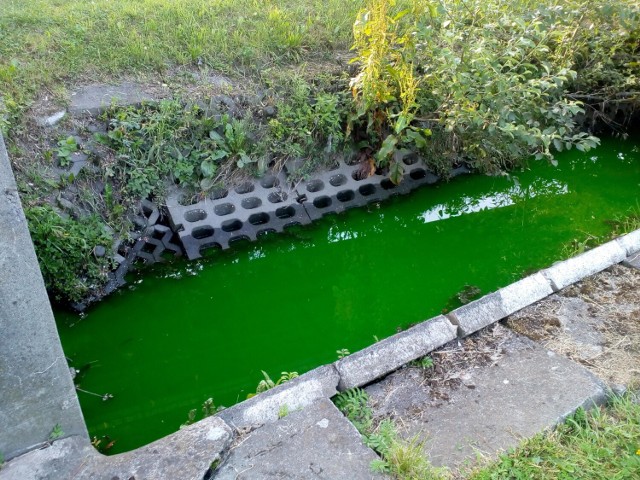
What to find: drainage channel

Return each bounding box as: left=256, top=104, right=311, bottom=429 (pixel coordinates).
left=54, top=136, right=640, bottom=453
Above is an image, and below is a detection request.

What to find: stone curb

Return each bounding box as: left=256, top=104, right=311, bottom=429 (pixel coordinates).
left=448, top=273, right=554, bottom=337
left=616, top=229, right=640, bottom=256
left=217, top=364, right=340, bottom=430
left=335, top=315, right=457, bottom=390
left=542, top=240, right=627, bottom=291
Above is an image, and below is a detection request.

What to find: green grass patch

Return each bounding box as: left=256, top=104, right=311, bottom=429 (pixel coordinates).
left=0, top=0, right=361, bottom=125
left=469, top=393, right=640, bottom=480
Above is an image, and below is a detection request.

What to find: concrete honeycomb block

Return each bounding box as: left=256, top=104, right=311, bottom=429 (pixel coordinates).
left=542, top=240, right=627, bottom=291
left=299, top=156, right=439, bottom=221
left=165, top=171, right=312, bottom=259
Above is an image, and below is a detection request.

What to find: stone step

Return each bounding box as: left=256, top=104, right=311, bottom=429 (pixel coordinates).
left=364, top=324, right=608, bottom=470
left=212, top=398, right=388, bottom=480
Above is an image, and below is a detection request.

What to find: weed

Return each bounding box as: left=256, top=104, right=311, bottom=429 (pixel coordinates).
left=409, top=356, right=434, bottom=370
left=180, top=397, right=224, bottom=428
left=278, top=404, right=290, bottom=419
left=91, top=435, right=116, bottom=454
left=246, top=371, right=299, bottom=399
left=336, top=348, right=351, bottom=360
left=25, top=205, right=112, bottom=302
left=334, top=388, right=373, bottom=435
left=334, top=388, right=447, bottom=479
left=48, top=424, right=64, bottom=442
left=469, top=392, right=640, bottom=479
left=265, top=75, right=346, bottom=170
left=369, top=420, right=447, bottom=479
left=55, top=136, right=79, bottom=168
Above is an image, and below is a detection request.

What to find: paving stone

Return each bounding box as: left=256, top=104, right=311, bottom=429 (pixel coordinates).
left=623, top=251, right=640, bottom=270
left=365, top=328, right=607, bottom=470
left=218, top=365, right=339, bottom=430
left=212, top=398, right=388, bottom=480
left=336, top=315, right=457, bottom=390
left=69, top=83, right=155, bottom=115
left=2, top=416, right=233, bottom=480
left=449, top=273, right=554, bottom=337
left=542, top=241, right=627, bottom=290
left=617, top=229, right=640, bottom=256
left=35, top=110, right=66, bottom=127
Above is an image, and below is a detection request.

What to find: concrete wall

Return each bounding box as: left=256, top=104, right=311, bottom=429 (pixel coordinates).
left=0, top=132, right=88, bottom=460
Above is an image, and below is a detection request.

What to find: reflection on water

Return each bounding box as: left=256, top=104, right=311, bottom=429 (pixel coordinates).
left=420, top=178, right=569, bottom=223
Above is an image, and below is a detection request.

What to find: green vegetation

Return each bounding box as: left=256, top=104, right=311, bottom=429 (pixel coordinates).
left=2, top=0, right=638, bottom=304
left=246, top=371, right=299, bottom=399
left=99, top=100, right=259, bottom=197
left=469, top=393, right=640, bottom=479
left=348, top=0, right=638, bottom=180
left=180, top=397, right=224, bottom=428
left=24, top=205, right=112, bottom=302
left=48, top=424, right=64, bottom=442
left=334, top=387, right=447, bottom=479
left=0, top=0, right=359, bottom=132
left=335, top=387, right=640, bottom=480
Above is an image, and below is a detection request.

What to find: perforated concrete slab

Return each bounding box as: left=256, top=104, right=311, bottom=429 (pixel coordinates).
left=212, top=398, right=388, bottom=480
left=364, top=328, right=607, bottom=469
left=298, top=157, right=439, bottom=221
left=166, top=171, right=311, bottom=259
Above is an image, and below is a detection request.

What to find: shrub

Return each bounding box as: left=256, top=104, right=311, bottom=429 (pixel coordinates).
left=349, top=0, right=638, bottom=177
left=25, top=205, right=112, bottom=302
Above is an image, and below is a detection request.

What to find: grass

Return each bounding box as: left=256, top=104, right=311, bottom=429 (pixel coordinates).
left=335, top=387, right=640, bottom=480
left=0, top=0, right=361, bottom=124
left=468, top=393, right=640, bottom=479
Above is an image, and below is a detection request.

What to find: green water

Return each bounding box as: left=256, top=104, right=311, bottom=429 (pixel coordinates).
left=55, top=137, right=640, bottom=453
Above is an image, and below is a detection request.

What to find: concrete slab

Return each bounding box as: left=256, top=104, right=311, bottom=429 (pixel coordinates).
left=1, top=416, right=233, bottom=480
left=542, top=241, right=627, bottom=291
left=617, top=229, right=640, bottom=256
left=212, top=398, right=388, bottom=480
left=336, top=316, right=457, bottom=390
left=364, top=327, right=607, bottom=470
left=0, top=133, right=88, bottom=460
left=448, top=273, right=553, bottom=337
left=623, top=251, right=640, bottom=270
left=69, top=83, right=155, bottom=115
left=218, top=365, right=340, bottom=430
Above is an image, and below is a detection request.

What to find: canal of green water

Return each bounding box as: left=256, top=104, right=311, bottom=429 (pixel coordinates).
left=55, top=137, right=640, bottom=453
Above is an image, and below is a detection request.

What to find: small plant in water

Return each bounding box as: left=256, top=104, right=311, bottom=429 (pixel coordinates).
left=181, top=397, right=224, bottom=428
left=91, top=435, right=116, bottom=454
left=336, top=348, right=351, bottom=359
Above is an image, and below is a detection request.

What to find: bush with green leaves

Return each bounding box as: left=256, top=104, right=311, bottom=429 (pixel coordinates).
left=25, top=205, right=112, bottom=302
left=348, top=0, right=638, bottom=179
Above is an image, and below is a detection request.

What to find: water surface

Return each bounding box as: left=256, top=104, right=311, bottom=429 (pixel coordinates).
left=55, top=137, right=640, bottom=453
